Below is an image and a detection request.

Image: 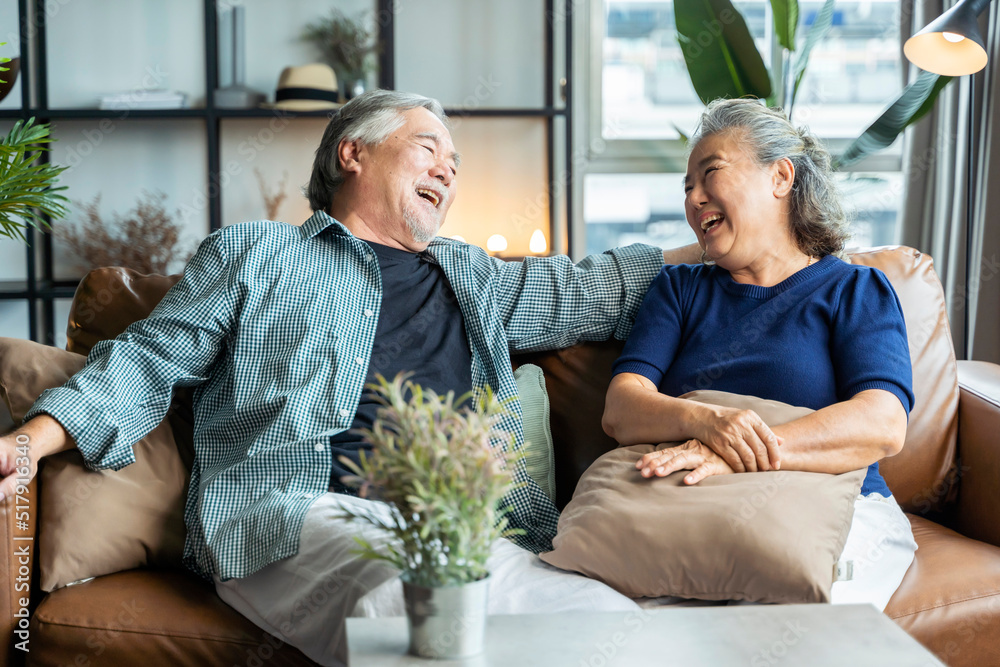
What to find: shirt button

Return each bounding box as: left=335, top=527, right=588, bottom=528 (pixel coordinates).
left=313, top=443, right=324, bottom=452
left=339, top=408, right=350, bottom=418
left=365, top=254, right=374, bottom=262
left=364, top=308, right=374, bottom=317
left=355, top=357, right=364, bottom=366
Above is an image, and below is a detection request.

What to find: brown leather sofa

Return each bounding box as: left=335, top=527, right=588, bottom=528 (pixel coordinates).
left=3, top=245, right=1000, bottom=666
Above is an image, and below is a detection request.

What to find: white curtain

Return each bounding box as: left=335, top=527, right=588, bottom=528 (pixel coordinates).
left=899, top=0, right=1000, bottom=362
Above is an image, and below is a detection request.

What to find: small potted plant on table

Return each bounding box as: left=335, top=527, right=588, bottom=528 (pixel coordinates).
left=339, top=373, right=524, bottom=659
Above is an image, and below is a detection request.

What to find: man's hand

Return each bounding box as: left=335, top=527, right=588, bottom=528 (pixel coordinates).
left=0, top=415, right=76, bottom=501
left=662, top=243, right=703, bottom=265
left=689, top=404, right=781, bottom=473
left=635, top=439, right=735, bottom=485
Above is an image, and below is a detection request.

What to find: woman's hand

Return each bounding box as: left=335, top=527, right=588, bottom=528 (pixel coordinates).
left=688, top=404, right=782, bottom=473
left=635, top=439, right=736, bottom=485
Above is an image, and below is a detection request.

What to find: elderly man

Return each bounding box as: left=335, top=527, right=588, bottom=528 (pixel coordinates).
left=0, top=90, right=696, bottom=665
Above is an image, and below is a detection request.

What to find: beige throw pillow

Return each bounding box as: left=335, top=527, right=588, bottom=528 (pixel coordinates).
left=0, top=338, right=188, bottom=591
left=540, top=390, right=866, bottom=604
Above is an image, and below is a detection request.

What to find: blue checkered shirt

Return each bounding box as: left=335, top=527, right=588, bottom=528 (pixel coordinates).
left=27, top=211, right=663, bottom=581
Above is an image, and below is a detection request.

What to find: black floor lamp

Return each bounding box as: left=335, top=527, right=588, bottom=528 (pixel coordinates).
left=903, top=0, right=993, bottom=360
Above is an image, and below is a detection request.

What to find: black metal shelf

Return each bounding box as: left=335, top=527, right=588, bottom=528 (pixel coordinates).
left=7, top=0, right=571, bottom=345
left=214, top=107, right=337, bottom=118
left=443, top=107, right=568, bottom=118
left=37, top=108, right=206, bottom=119
left=0, top=281, right=77, bottom=300
left=0, top=282, right=29, bottom=299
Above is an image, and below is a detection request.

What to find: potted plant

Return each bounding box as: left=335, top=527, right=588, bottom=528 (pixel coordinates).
left=301, top=9, right=381, bottom=100
left=338, top=373, right=524, bottom=659
left=0, top=117, right=69, bottom=241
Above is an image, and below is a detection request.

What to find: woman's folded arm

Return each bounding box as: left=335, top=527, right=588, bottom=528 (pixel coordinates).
left=770, top=388, right=907, bottom=474
left=603, top=372, right=781, bottom=473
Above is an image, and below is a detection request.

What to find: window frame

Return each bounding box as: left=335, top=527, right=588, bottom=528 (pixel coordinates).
left=570, top=0, right=906, bottom=258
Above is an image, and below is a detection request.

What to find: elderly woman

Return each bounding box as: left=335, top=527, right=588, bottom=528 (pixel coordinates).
left=602, top=98, right=917, bottom=610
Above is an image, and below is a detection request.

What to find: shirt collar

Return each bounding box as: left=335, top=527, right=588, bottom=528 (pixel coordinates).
left=299, top=210, right=351, bottom=240
left=298, top=210, right=462, bottom=258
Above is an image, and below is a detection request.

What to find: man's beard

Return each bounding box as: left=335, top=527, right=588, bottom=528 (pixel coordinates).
left=403, top=205, right=440, bottom=243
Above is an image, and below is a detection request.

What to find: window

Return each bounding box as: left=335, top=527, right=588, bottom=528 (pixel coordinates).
left=578, top=0, right=906, bottom=254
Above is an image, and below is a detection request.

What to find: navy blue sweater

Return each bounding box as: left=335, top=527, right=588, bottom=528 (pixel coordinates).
left=613, top=255, right=914, bottom=496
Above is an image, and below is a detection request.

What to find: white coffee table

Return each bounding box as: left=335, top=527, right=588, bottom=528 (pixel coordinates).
left=347, top=603, right=944, bottom=666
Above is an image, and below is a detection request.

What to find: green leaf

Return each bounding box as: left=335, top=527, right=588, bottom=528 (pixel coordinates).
left=836, top=71, right=953, bottom=169
left=674, top=0, right=772, bottom=103
left=790, top=0, right=836, bottom=107
left=770, top=0, right=799, bottom=51
left=671, top=123, right=690, bottom=143
left=0, top=118, right=70, bottom=242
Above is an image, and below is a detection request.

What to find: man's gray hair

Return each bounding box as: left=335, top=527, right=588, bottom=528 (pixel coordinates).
left=689, top=98, right=850, bottom=258
left=307, top=89, right=449, bottom=213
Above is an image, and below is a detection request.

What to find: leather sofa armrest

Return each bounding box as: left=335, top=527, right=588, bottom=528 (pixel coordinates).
left=952, top=360, right=1000, bottom=547
left=1, top=477, right=36, bottom=666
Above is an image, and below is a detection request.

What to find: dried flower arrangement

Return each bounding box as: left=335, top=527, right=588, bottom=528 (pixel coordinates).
left=339, top=373, right=525, bottom=588
left=56, top=191, right=192, bottom=275
left=254, top=168, right=288, bottom=221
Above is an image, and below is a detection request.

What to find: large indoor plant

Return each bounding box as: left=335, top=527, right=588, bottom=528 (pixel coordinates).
left=674, top=0, right=952, bottom=167
left=338, top=373, right=524, bottom=659
left=0, top=117, right=68, bottom=241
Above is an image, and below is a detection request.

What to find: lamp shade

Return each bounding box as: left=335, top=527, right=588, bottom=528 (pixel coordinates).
left=903, top=0, right=992, bottom=75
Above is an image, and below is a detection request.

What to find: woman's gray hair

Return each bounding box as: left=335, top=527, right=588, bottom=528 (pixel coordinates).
left=307, top=89, right=449, bottom=212
left=689, top=98, right=849, bottom=258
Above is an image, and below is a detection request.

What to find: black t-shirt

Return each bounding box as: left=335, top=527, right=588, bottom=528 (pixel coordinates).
left=329, top=241, right=473, bottom=492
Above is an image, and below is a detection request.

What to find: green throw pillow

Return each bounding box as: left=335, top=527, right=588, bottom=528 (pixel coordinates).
left=514, top=363, right=556, bottom=502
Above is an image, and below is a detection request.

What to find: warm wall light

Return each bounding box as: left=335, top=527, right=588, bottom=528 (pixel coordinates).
left=529, top=229, right=548, bottom=254
left=903, top=0, right=991, bottom=75
left=450, top=234, right=467, bottom=243
left=486, top=234, right=508, bottom=253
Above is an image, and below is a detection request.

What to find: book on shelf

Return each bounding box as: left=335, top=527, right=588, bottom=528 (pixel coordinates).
left=98, top=90, right=189, bottom=110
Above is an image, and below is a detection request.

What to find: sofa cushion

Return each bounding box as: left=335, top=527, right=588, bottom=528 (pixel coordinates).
left=65, top=267, right=182, bottom=357
left=541, top=391, right=866, bottom=604
left=886, top=515, right=1000, bottom=665
left=514, top=363, right=556, bottom=502
left=31, top=570, right=317, bottom=666
left=512, top=341, right=623, bottom=510
left=848, top=248, right=959, bottom=515
left=0, top=338, right=188, bottom=591
left=66, top=266, right=196, bottom=468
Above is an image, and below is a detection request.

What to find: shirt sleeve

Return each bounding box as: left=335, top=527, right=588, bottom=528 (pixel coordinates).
left=830, top=266, right=915, bottom=414
left=611, top=265, right=686, bottom=387
left=24, top=230, right=239, bottom=471
left=493, top=244, right=665, bottom=352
